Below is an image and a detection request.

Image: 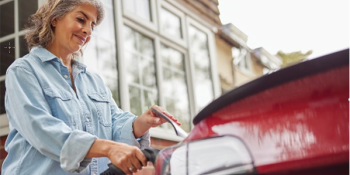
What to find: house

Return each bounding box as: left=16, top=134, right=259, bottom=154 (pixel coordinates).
left=0, top=0, right=280, bottom=169
left=221, top=23, right=282, bottom=89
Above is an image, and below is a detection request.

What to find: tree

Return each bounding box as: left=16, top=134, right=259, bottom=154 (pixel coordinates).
left=277, top=50, right=313, bottom=67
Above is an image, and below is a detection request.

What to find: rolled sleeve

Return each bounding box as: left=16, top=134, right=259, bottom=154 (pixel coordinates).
left=111, top=110, right=140, bottom=146
left=60, top=130, right=97, bottom=172
left=112, top=113, right=151, bottom=148
left=139, top=130, right=151, bottom=149
left=108, top=90, right=150, bottom=148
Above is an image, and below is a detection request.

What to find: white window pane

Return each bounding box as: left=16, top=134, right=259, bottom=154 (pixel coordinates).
left=144, top=90, right=158, bottom=110
left=189, top=26, right=214, bottom=111
left=161, top=44, right=190, bottom=131
left=83, top=0, right=119, bottom=103
left=123, top=26, right=158, bottom=112
left=141, top=59, right=156, bottom=88
left=129, top=86, right=142, bottom=115
left=94, top=3, right=115, bottom=42
left=125, top=52, right=140, bottom=84
left=125, top=0, right=151, bottom=21
left=160, top=8, right=182, bottom=38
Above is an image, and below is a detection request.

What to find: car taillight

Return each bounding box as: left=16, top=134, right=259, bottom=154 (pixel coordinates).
left=155, top=135, right=257, bottom=175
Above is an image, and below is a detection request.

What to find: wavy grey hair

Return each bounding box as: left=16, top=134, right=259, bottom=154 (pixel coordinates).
left=25, top=0, right=105, bottom=58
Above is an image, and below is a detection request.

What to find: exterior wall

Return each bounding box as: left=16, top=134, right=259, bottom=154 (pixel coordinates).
left=251, top=58, right=264, bottom=75
left=215, top=35, right=235, bottom=92
left=233, top=68, right=256, bottom=87
left=233, top=53, right=266, bottom=88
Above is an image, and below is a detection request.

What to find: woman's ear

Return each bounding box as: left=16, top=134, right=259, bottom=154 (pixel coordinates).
left=51, top=19, right=57, bottom=27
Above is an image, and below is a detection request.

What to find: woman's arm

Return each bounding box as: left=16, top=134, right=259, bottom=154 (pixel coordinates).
left=86, top=139, right=147, bottom=174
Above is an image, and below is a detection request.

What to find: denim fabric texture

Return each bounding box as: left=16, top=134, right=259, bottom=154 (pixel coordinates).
left=1, top=46, right=150, bottom=175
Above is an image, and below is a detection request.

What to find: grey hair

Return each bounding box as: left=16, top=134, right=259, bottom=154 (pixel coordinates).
left=25, top=0, right=105, bottom=58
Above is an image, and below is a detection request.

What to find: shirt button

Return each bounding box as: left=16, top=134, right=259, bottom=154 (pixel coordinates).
left=64, top=75, right=68, bottom=79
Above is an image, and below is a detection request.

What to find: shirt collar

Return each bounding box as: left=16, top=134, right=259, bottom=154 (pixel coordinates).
left=31, top=46, right=87, bottom=73
left=30, top=46, right=58, bottom=62
left=72, top=59, right=87, bottom=73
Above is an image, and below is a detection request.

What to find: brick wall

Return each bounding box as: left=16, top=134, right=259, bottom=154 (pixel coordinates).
left=0, top=135, right=7, bottom=172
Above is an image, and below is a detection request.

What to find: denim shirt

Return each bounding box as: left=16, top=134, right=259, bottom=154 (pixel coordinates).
left=1, top=46, right=150, bottom=175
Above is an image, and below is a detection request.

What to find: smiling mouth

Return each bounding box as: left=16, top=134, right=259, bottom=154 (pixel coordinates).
left=74, top=35, right=86, bottom=44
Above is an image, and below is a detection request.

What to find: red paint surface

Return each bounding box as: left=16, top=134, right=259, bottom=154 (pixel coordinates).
left=185, top=66, right=349, bottom=174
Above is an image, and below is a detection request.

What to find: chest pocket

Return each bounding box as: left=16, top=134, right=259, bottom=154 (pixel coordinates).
left=88, top=93, right=111, bottom=127
left=43, top=87, right=75, bottom=126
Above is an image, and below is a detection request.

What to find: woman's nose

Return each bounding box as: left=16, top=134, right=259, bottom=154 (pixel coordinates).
left=83, top=25, right=92, bottom=36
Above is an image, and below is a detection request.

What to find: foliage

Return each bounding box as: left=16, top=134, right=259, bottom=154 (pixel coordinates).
left=277, top=50, right=313, bottom=67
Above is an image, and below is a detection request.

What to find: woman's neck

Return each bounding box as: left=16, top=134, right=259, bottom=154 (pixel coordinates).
left=45, top=44, right=72, bottom=68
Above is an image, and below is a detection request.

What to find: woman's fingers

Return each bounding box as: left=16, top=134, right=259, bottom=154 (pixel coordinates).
left=162, top=111, right=181, bottom=125
left=150, top=105, right=182, bottom=125
left=132, top=148, right=147, bottom=168
left=125, top=148, right=147, bottom=174
left=108, top=144, right=147, bottom=174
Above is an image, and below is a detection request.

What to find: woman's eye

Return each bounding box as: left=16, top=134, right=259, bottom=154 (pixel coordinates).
left=77, top=18, right=85, bottom=23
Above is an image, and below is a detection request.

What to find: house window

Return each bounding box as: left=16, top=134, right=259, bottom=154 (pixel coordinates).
left=189, top=25, right=214, bottom=111
left=0, top=0, right=38, bottom=115
left=232, top=47, right=252, bottom=73
left=83, top=0, right=119, bottom=103
left=123, top=26, right=158, bottom=116
left=19, top=35, right=29, bottom=57
left=0, top=38, right=14, bottom=114
left=160, top=8, right=182, bottom=39
left=18, top=0, right=37, bottom=30
left=0, top=1, right=15, bottom=37
left=160, top=44, right=190, bottom=132
left=124, top=0, right=151, bottom=21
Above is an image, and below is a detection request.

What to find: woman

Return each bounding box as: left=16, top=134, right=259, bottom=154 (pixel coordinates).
left=1, top=0, right=180, bottom=174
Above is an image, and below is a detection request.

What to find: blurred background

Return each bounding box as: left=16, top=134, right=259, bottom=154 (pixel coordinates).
left=0, top=0, right=348, bottom=169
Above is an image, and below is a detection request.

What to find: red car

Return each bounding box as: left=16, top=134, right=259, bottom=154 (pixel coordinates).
left=154, top=49, right=349, bottom=175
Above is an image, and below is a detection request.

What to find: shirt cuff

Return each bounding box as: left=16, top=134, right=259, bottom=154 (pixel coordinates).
left=139, top=130, right=151, bottom=149
left=60, top=130, right=97, bottom=173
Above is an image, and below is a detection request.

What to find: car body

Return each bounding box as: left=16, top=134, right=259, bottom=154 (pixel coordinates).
left=154, top=48, right=349, bottom=175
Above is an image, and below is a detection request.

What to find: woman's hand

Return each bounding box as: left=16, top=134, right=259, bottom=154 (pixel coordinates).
left=87, top=139, right=147, bottom=174
left=133, top=105, right=181, bottom=138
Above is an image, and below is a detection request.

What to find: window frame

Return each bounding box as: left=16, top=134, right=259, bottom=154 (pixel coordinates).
left=119, top=13, right=195, bottom=135
left=186, top=17, right=221, bottom=115
left=158, top=41, right=192, bottom=131
left=157, top=0, right=187, bottom=48
left=121, top=0, right=158, bottom=33
left=233, top=46, right=254, bottom=75
left=0, top=0, right=40, bottom=136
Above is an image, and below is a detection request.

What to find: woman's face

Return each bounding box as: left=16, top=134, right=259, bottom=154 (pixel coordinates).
left=52, top=4, right=98, bottom=54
